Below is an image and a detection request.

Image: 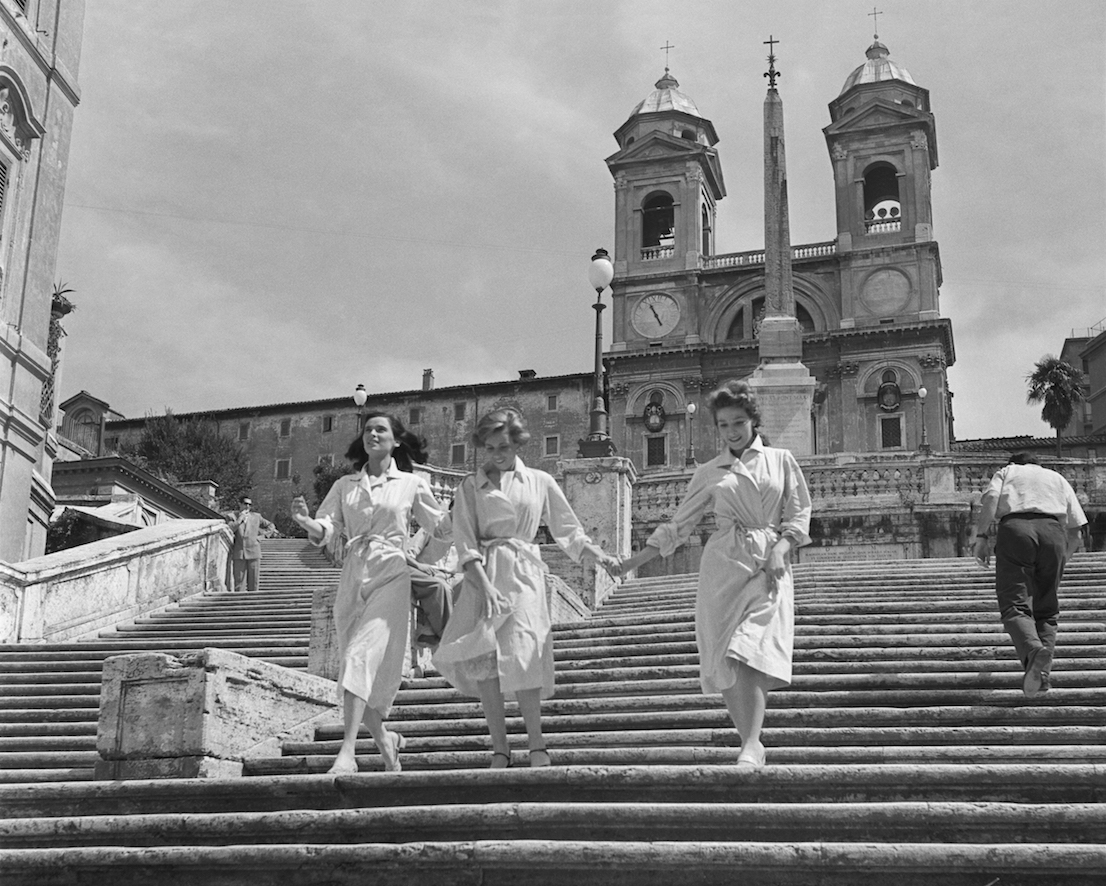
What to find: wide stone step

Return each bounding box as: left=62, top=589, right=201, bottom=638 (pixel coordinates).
left=3, top=800, right=1104, bottom=848
left=7, top=765, right=1104, bottom=818
left=3, top=837, right=1103, bottom=886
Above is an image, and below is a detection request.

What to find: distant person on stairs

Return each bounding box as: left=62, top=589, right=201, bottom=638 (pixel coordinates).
left=973, top=452, right=1086, bottom=698
left=230, top=498, right=274, bottom=593
left=621, top=380, right=812, bottom=769
left=433, top=408, right=620, bottom=769
left=292, top=412, right=446, bottom=775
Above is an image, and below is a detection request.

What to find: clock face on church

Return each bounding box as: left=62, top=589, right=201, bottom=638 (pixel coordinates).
left=631, top=293, right=681, bottom=338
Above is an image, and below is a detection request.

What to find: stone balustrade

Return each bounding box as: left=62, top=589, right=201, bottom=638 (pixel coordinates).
left=702, top=240, right=836, bottom=270
left=0, top=520, right=230, bottom=644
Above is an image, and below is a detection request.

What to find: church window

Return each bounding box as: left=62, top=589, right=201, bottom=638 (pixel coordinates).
left=680, top=128, right=695, bottom=140
left=279, top=418, right=291, bottom=437
left=642, top=193, right=675, bottom=251
left=451, top=444, right=466, bottom=465
left=863, top=163, right=901, bottom=233
left=701, top=204, right=711, bottom=255
left=544, top=435, right=560, bottom=457
left=879, top=415, right=903, bottom=449
left=882, top=370, right=897, bottom=384
left=645, top=435, right=667, bottom=467
left=322, top=415, right=334, bottom=433
left=275, top=458, right=291, bottom=480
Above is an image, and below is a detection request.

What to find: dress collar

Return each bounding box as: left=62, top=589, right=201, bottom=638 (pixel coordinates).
left=714, top=434, right=766, bottom=469
left=358, top=458, right=402, bottom=489
left=476, top=456, right=528, bottom=490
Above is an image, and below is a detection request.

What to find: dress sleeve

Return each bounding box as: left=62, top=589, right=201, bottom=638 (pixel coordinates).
left=312, top=477, right=346, bottom=548
left=779, top=451, right=812, bottom=547
left=541, top=472, right=601, bottom=562
left=411, top=474, right=447, bottom=534
left=646, top=465, right=716, bottom=558
left=451, top=475, right=483, bottom=568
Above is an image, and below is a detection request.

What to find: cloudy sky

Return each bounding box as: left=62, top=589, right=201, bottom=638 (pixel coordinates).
left=55, top=1, right=1104, bottom=441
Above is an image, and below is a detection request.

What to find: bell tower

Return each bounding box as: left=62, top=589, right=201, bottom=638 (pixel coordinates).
left=824, top=37, right=942, bottom=327
left=605, top=68, right=725, bottom=351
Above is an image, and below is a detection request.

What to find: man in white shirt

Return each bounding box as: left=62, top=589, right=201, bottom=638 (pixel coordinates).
left=973, top=453, right=1087, bottom=698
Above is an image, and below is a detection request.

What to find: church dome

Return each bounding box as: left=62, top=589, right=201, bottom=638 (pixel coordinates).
left=839, top=40, right=916, bottom=94
left=631, top=69, right=703, bottom=117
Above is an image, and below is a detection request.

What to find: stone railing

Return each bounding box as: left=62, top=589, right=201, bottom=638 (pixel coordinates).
left=0, top=520, right=230, bottom=644
left=641, top=245, right=675, bottom=261
left=416, top=462, right=466, bottom=507
left=634, top=454, right=1106, bottom=527
left=702, top=240, right=836, bottom=271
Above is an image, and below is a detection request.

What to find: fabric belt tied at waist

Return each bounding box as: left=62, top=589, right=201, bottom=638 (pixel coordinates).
left=481, top=537, right=548, bottom=572
left=1000, top=512, right=1059, bottom=523
left=346, top=533, right=404, bottom=557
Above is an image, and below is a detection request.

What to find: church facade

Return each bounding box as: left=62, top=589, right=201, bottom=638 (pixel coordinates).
left=602, top=41, right=955, bottom=472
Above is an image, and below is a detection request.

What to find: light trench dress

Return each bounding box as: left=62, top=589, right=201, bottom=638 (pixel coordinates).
left=433, top=458, right=601, bottom=700
left=648, top=436, right=811, bottom=693
left=312, top=461, right=444, bottom=715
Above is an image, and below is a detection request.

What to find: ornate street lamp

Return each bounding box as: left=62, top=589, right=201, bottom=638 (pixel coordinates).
left=918, top=385, right=930, bottom=454
left=685, top=402, right=697, bottom=466
left=353, top=383, right=368, bottom=425
left=578, top=248, right=616, bottom=458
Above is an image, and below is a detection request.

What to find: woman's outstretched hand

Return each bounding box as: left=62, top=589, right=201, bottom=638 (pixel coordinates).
left=598, top=554, right=622, bottom=578
left=290, top=495, right=310, bottom=525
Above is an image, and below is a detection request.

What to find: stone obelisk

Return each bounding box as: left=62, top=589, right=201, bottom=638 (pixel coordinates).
left=747, top=37, right=816, bottom=455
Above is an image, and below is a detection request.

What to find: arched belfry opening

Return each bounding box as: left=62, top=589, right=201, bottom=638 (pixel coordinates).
left=863, top=163, right=901, bottom=233
left=701, top=204, right=712, bottom=255
left=642, top=193, right=675, bottom=249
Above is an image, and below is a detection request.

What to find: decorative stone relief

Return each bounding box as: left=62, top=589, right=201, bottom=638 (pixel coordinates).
left=0, top=86, right=31, bottom=158
left=860, top=268, right=913, bottom=316
left=911, top=133, right=928, bottom=151
left=919, top=353, right=946, bottom=370
left=681, top=377, right=705, bottom=391
left=832, top=144, right=848, bottom=161
left=610, top=382, right=631, bottom=398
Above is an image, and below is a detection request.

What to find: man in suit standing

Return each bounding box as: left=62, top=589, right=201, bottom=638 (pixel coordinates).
left=231, top=497, right=273, bottom=593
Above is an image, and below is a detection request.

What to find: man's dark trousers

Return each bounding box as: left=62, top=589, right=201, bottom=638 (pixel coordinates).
left=994, top=514, right=1065, bottom=667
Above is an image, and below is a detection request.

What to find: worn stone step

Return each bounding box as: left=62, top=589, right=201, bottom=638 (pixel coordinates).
left=3, top=800, right=1104, bottom=848
left=7, top=765, right=1105, bottom=819
left=2, top=838, right=1102, bottom=886
left=254, top=742, right=1106, bottom=774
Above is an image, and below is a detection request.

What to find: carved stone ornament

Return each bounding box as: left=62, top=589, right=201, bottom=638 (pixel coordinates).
left=918, top=353, right=945, bottom=370
left=877, top=381, right=901, bottom=412
left=911, top=133, right=928, bottom=151
left=584, top=471, right=603, bottom=485
left=836, top=361, right=861, bottom=377
left=643, top=402, right=666, bottom=433
left=682, top=377, right=705, bottom=391
left=832, top=144, right=848, bottom=161
left=0, top=86, right=32, bottom=158
left=610, top=382, right=631, bottom=397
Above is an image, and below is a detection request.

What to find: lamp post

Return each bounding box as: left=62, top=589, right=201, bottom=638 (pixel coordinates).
left=917, top=385, right=930, bottom=454
left=578, top=248, right=616, bottom=458
left=685, top=402, right=697, bottom=466
left=353, top=383, right=368, bottom=426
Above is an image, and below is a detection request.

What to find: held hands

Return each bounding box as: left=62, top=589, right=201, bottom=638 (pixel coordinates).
left=479, top=576, right=512, bottom=619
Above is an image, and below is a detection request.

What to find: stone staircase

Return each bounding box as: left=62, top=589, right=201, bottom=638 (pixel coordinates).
left=0, top=541, right=1105, bottom=883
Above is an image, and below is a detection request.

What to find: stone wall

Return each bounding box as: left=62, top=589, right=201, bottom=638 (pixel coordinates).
left=0, top=520, right=230, bottom=644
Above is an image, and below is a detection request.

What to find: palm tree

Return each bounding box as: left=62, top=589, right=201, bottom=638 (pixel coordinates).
left=1025, top=356, right=1087, bottom=457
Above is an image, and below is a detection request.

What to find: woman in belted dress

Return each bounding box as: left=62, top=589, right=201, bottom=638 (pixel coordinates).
left=621, top=380, right=811, bottom=768
left=433, top=408, right=620, bottom=768
left=292, top=412, right=444, bottom=775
